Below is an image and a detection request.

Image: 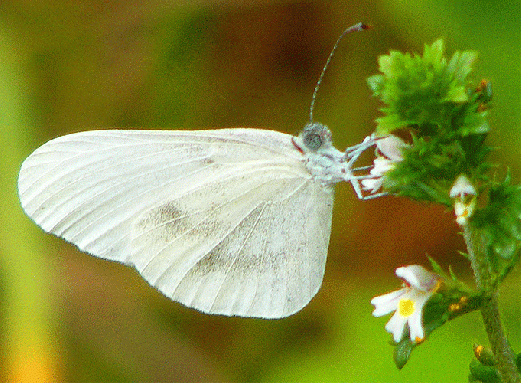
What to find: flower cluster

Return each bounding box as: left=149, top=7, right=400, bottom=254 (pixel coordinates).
left=365, top=39, right=492, bottom=205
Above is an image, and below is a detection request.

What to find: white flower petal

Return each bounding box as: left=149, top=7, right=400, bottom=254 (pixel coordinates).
left=376, top=135, right=408, bottom=161
left=361, top=177, right=384, bottom=193
left=385, top=311, right=407, bottom=342
left=371, top=289, right=407, bottom=317
left=396, top=265, right=440, bottom=292
left=407, top=310, right=425, bottom=342
left=371, top=158, right=395, bottom=175
left=456, top=214, right=468, bottom=226
left=372, top=266, right=442, bottom=343
left=453, top=194, right=476, bottom=226
left=454, top=200, right=466, bottom=217
left=360, top=135, right=407, bottom=196
left=450, top=174, right=476, bottom=198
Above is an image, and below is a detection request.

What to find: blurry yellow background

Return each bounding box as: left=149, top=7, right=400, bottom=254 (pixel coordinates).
left=1, top=0, right=520, bottom=381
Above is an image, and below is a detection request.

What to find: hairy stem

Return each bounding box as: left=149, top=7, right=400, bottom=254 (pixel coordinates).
left=463, top=225, right=520, bottom=383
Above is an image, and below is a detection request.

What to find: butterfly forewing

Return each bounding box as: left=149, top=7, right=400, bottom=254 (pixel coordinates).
left=18, top=128, right=334, bottom=318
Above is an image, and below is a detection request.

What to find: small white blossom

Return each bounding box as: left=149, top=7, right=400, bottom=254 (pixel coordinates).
left=361, top=135, right=408, bottom=194
left=450, top=174, right=477, bottom=226
left=454, top=200, right=476, bottom=226
left=361, top=158, right=395, bottom=193
left=371, top=265, right=441, bottom=343
left=450, top=174, right=476, bottom=198
left=376, top=135, right=407, bottom=162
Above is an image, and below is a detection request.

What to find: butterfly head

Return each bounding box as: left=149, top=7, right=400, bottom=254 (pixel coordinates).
left=296, top=123, right=333, bottom=153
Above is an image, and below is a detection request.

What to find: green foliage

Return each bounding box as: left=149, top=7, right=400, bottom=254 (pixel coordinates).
left=474, top=344, right=496, bottom=366
left=382, top=133, right=491, bottom=204
left=368, top=40, right=484, bottom=136
left=472, top=172, right=521, bottom=275
left=369, top=39, right=494, bottom=205
left=468, top=347, right=521, bottom=382
left=368, top=38, right=521, bottom=280
left=469, top=359, right=501, bottom=382
left=393, top=337, right=414, bottom=369
left=369, top=39, right=521, bottom=379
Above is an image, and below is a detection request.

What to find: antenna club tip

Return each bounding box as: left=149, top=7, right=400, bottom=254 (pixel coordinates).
left=360, top=23, right=373, bottom=30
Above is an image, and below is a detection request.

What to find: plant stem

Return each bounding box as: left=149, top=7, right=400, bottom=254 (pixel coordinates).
left=463, top=225, right=520, bottom=383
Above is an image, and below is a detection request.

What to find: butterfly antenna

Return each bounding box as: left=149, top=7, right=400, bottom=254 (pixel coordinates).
left=309, top=22, right=371, bottom=123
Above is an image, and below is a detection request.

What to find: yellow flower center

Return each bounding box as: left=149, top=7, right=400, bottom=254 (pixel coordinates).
left=398, top=298, right=415, bottom=317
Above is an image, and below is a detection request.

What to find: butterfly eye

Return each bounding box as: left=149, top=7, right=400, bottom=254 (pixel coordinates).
left=303, top=132, right=323, bottom=151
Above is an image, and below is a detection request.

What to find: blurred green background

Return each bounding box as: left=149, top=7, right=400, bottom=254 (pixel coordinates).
left=1, top=0, right=520, bottom=381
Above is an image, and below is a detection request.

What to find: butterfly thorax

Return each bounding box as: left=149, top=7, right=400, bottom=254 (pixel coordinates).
left=293, top=122, right=348, bottom=186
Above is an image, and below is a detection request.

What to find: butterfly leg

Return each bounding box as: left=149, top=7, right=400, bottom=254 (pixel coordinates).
left=348, top=174, right=389, bottom=200
left=344, top=134, right=377, bottom=167
left=343, top=135, right=391, bottom=200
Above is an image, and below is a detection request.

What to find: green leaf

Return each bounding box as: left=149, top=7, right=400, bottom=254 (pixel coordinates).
left=394, top=338, right=414, bottom=369
left=427, top=257, right=444, bottom=275
left=367, top=39, right=493, bottom=204
left=473, top=344, right=496, bottom=366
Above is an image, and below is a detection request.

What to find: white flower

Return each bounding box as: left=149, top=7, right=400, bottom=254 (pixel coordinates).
left=361, top=135, right=408, bottom=194
left=450, top=174, right=477, bottom=226
left=371, top=265, right=441, bottom=343
left=375, top=135, right=407, bottom=162
left=454, top=200, right=476, bottom=226
left=450, top=174, right=476, bottom=198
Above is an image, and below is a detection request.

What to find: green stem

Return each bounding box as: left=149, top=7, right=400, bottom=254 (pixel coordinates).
left=463, top=225, right=520, bottom=383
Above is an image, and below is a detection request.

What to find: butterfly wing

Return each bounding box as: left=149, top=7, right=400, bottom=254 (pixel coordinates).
left=18, top=129, right=334, bottom=318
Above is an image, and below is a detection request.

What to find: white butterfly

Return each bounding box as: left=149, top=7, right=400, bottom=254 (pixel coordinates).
left=18, top=22, right=382, bottom=318
left=18, top=123, right=380, bottom=318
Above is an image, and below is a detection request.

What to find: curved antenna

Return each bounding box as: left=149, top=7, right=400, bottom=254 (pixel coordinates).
left=309, top=22, right=371, bottom=123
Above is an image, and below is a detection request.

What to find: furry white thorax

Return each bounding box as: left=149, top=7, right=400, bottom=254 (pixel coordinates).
left=293, top=123, right=383, bottom=199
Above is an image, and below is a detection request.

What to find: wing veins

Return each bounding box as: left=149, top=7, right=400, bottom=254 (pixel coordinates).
left=242, top=201, right=271, bottom=316
left=21, top=140, right=193, bottom=196
left=95, top=165, right=305, bottom=255
left=132, top=171, right=307, bottom=243
left=153, top=194, right=267, bottom=292
left=209, top=201, right=268, bottom=313
left=26, top=144, right=208, bottom=221
left=137, top=173, right=296, bottom=274
left=51, top=155, right=217, bottom=236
